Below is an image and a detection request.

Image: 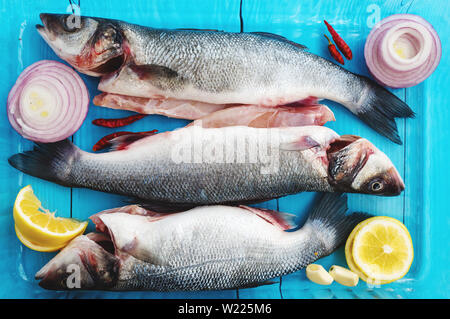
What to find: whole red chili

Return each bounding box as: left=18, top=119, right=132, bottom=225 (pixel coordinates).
left=324, top=20, right=352, bottom=60
left=92, top=130, right=158, bottom=151
left=324, top=35, right=344, bottom=65
left=92, top=114, right=147, bottom=128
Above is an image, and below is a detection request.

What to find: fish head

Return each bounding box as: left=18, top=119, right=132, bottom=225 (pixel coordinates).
left=35, top=234, right=119, bottom=290
left=327, top=135, right=405, bottom=196
left=37, top=13, right=126, bottom=76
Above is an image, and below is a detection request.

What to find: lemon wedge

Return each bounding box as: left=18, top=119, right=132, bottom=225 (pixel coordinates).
left=13, top=185, right=88, bottom=252
left=347, top=216, right=413, bottom=284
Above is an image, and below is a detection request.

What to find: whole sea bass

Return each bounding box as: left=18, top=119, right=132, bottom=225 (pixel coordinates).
left=35, top=193, right=368, bottom=291
left=36, top=13, right=414, bottom=143
left=9, top=125, right=405, bottom=210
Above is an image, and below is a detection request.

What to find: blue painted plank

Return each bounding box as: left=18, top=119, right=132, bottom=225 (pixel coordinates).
left=241, top=0, right=443, bottom=298
left=0, top=0, right=242, bottom=299
left=69, top=0, right=242, bottom=299
left=400, top=0, right=450, bottom=298
left=0, top=0, right=74, bottom=299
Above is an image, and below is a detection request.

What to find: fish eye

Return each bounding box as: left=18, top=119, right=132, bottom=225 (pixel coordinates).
left=370, top=180, right=384, bottom=192
left=62, top=15, right=79, bottom=32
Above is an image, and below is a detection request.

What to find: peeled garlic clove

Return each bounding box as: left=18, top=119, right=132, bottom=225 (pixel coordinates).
left=306, top=264, right=334, bottom=285
left=329, top=265, right=359, bottom=287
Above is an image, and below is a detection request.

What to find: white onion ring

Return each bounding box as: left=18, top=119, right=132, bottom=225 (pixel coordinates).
left=7, top=60, right=89, bottom=142
left=364, top=14, right=441, bottom=88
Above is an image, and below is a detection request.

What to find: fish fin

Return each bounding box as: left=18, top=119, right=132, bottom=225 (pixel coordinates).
left=251, top=32, right=307, bottom=50
left=238, top=280, right=278, bottom=289
left=222, top=197, right=287, bottom=206
left=239, top=205, right=296, bottom=230
left=128, top=63, right=178, bottom=81
left=123, top=198, right=197, bottom=213
left=125, top=198, right=288, bottom=214
left=280, top=135, right=321, bottom=151
left=103, top=131, right=158, bottom=151
left=284, top=96, right=320, bottom=107
left=8, top=139, right=79, bottom=187
left=304, top=193, right=371, bottom=256
left=354, top=77, right=415, bottom=144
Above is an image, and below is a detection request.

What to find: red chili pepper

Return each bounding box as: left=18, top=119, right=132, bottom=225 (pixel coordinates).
left=324, top=20, right=352, bottom=60
left=324, top=35, right=344, bottom=65
left=92, top=130, right=158, bottom=151
left=92, top=114, right=147, bottom=128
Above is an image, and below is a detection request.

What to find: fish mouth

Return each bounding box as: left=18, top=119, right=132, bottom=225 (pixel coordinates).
left=36, top=13, right=58, bottom=43
left=36, top=24, right=47, bottom=42
left=38, top=13, right=59, bottom=28
left=37, top=13, right=50, bottom=32
left=386, top=167, right=405, bottom=196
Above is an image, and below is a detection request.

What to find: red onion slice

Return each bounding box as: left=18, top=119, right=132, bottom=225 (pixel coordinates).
left=7, top=60, right=89, bottom=142
left=364, top=14, right=441, bottom=88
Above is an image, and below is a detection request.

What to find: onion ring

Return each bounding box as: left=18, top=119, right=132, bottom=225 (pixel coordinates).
left=7, top=60, right=89, bottom=142
left=364, top=14, right=441, bottom=88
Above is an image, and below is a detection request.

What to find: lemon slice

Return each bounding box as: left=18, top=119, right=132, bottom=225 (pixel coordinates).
left=351, top=216, right=413, bottom=283
left=345, top=218, right=390, bottom=284
left=13, top=185, right=88, bottom=252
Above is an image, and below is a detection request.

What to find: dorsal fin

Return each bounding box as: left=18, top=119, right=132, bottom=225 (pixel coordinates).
left=239, top=205, right=297, bottom=230
left=251, top=32, right=307, bottom=50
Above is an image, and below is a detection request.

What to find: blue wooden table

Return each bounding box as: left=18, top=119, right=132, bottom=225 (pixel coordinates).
left=0, top=0, right=448, bottom=299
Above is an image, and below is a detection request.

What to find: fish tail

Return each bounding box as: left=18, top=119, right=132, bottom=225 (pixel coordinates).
left=8, top=139, right=80, bottom=187
left=304, top=193, right=370, bottom=257
left=354, top=77, right=415, bottom=144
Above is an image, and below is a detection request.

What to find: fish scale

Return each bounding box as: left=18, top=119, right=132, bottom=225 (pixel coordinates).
left=116, top=238, right=321, bottom=290
left=9, top=125, right=406, bottom=204
left=108, top=28, right=345, bottom=99
left=35, top=194, right=368, bottom=291
left=36, top=13, right=414, bottom=143
left=62, top=126, right=334, bottom=205
left=104, top=207, right=327, bottom=290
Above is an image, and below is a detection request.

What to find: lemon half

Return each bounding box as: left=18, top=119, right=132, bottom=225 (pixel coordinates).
left=13, top=185, right=88, bottom=252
